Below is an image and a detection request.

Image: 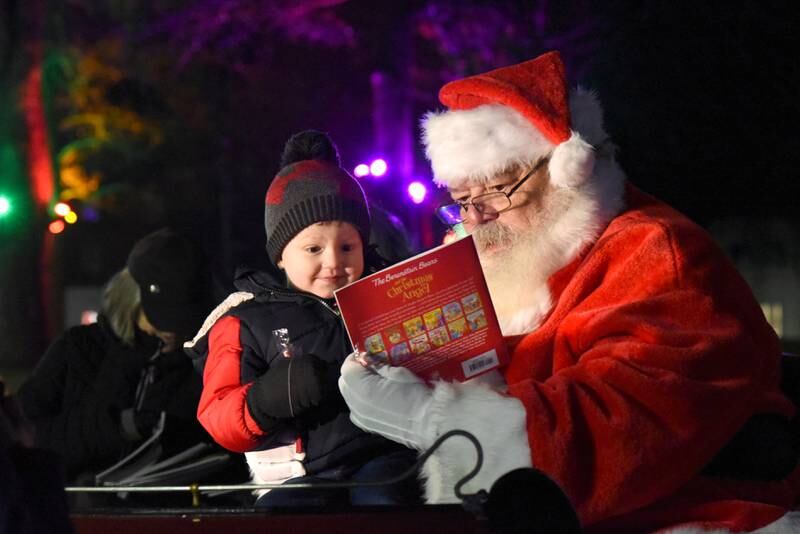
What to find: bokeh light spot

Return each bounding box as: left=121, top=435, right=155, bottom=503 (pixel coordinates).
left=369, top=159, right=387, bottom=177
left=407, top=181, right=427, bottom=204
left=354, top=164, right=370, bottom=177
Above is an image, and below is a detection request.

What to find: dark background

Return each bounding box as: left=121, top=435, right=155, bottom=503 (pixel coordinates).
left=1, top=0, right=798, bottom=375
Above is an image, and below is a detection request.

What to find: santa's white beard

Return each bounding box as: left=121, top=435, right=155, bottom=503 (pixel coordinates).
left=472, top=188, right=580, bottom=335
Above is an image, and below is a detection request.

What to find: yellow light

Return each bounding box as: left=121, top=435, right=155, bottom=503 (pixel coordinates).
left=48, top=220, right=66, bottom=234
left=64, top=211, right=78, bottom=224
left=54, top=202, right=71, bottom=217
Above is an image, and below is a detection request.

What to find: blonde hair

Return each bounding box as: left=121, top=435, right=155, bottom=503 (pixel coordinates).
left=102, top=268, right=142, bottom=346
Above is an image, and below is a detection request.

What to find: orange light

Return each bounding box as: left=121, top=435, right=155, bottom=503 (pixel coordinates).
left=48, top=219, right=65, bottom=234
left=64, top=211, right=78, bottom=224
left=54, top=202, right=71, bottom=217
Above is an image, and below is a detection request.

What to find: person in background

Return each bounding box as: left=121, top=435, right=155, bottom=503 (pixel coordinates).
left=186, top=130, right=421, bottom=507
left=17, top=228, right=213, bottom=484
left=2, top=377, right=72, bottom=533
left=368, top=203, right=415, bottom=266
left=339, top=51, right=800, bottom=532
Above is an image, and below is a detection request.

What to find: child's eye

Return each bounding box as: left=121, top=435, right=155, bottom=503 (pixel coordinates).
left=305, top=246, right=322, bottom=254
left=341, top=243, right=356, bottom=252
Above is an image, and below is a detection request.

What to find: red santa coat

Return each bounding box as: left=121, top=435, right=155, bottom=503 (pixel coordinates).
left=421, top=184, right=798, bottom=533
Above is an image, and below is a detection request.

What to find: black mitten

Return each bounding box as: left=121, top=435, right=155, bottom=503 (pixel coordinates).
left=246, top=354, right=339, bottom=429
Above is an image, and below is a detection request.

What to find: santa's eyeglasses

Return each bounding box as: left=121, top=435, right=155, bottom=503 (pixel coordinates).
left=435, top=157, right=549, bottom=225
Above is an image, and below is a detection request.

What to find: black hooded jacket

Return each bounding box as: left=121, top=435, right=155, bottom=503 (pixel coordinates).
left=17, top=316, right=208, bottom=482
left=187, top=266, right=405, bottom=476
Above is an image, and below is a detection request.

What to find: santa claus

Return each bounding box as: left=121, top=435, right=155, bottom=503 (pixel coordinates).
left=339, top=51, right=800, bottom=533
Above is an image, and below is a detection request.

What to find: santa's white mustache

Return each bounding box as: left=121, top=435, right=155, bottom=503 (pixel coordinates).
left=471, top=221, right=517, bottom=249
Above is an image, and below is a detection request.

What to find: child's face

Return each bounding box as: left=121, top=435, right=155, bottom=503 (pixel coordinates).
left=278, top=221, right=364, bottom=298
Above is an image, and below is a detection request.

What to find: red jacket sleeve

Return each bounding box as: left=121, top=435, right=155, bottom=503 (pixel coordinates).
left=505, top=213, right=794, bottom=523
left=197, top=315, right=265, bottom=453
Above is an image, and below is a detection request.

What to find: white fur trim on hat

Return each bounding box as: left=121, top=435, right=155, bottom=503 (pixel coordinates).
left=423, top=87, right=609, bottom=190
left=549, top=133, right=595, bottom=188
left=422, top=104, right=554, bottom=188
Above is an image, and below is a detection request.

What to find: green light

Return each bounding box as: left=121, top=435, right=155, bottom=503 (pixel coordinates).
left=0, top=195, right=11, bottom=216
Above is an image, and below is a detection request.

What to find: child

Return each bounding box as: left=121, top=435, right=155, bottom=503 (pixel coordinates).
left=186, top=131, right=419, bottom=507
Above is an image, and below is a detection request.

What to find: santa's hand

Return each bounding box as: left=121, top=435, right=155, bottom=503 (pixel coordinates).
left=339, top=353, right=435, bottom=450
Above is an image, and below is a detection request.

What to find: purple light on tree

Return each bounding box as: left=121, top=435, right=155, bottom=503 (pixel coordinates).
left=369, top=158, right=387, bottom=177
left=354, top=163, right=370, bottom=177
left=81, top=205, right=101, bottom=222
left=407, top=181, right=427, bottom=204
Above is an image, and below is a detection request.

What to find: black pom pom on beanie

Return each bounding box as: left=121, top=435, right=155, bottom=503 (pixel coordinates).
left=265, top=130, right=370, bottom=265
left=280, top=129, right=341, bottom=168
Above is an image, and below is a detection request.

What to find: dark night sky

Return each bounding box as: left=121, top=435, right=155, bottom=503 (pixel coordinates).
left=2, top=0, right=799, bottom=363
left=9, top=1, right=796, bottom=276
left=583, top=2, right=799, bottom=224
left=44, top=1, right=800, bottom=290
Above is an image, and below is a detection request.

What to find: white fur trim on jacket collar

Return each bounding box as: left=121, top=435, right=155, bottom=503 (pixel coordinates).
left=498, top=289, right=553, bottom=336
left=183, top=291, right=254, bottom=349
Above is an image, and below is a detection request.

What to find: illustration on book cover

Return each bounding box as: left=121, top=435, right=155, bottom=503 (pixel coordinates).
left=335, top=235, right=508, bottom=382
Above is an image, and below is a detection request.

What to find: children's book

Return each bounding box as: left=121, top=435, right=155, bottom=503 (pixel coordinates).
left=335, top=235, right=508, bottom=382
left=95, top=412, right=231, bottom=487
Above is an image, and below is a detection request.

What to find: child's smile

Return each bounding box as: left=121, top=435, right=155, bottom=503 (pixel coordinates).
left=278, top=221, right=365, bottom=299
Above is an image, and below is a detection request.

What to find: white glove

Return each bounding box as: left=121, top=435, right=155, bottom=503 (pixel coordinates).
left=339, top=353, right=435, bottom=450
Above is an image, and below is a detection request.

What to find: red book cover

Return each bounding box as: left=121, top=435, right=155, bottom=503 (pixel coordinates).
left=334, top=235, right=508, bottom=382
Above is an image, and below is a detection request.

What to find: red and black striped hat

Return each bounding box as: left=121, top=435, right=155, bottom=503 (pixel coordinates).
left=264, top=158, right=370, bottom=265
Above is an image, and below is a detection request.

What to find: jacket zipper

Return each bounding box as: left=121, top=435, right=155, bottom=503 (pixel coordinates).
left=246, top=275, right=341, bottom=318
left=245, top=275, right=349, bottom=370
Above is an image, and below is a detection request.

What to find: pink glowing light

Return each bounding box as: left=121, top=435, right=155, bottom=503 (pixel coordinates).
left=407, top=181, right=427, bottom=204
left=354, top=163, right=370, bottom=177
left=369, top=158, right=387, bottom=177
left=48, top=220, right=65, bottom=234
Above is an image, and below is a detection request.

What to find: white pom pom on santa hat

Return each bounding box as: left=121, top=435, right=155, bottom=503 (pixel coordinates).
left=422, top=51, right=595, bottom=189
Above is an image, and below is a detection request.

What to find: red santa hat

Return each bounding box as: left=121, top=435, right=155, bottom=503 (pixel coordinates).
left=422, top=51, right=596, bottom=189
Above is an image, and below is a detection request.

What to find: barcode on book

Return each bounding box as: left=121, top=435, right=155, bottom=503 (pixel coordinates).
left=462, top=349, right=499, bottom=379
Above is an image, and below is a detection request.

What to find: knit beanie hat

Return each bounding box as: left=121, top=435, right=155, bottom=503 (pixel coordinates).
left=422, top=50, right=597, bottom=190
left=127, top=228, right=209, bottom=337
left=265, top=131, right=371, bottom=265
